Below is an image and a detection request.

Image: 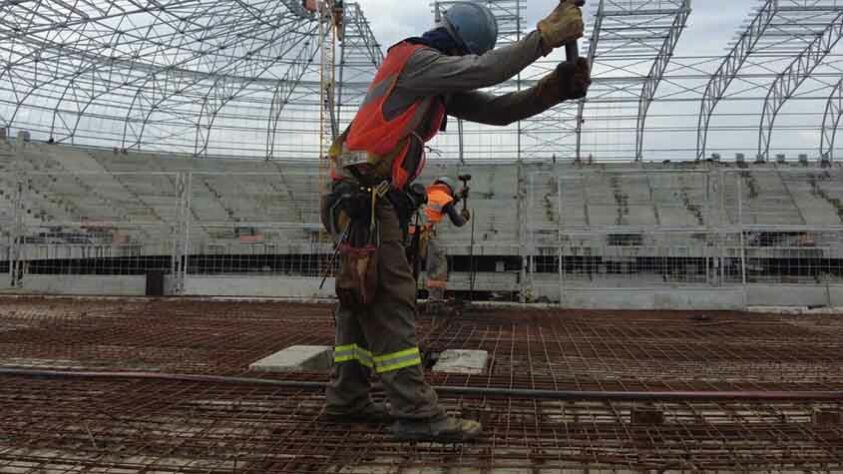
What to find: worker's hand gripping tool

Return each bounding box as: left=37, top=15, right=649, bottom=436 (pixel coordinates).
left=565, top=0, right=585, bottom=64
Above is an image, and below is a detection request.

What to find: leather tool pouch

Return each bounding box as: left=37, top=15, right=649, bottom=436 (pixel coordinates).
left=334, top=184, right=386, bottom=309
left=336, top=239, right=379, bottom=309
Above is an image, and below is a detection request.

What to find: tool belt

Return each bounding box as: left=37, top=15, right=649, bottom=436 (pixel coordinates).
left=323, top=180, right=391, bottom=309
left=324, top=179, right=429, bottom=307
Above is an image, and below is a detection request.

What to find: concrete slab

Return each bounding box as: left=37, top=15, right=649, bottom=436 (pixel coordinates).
left=249, top=345, right=332, bottom=372
left=432, top=349, right=488, bottom=375
left=184, top=276, right=336, bottom=299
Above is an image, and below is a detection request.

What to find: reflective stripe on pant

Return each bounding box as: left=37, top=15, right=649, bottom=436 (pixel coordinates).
left=334, top=343, right=373, bottom=368
left=373, top=347, right=422, bottom=373
left=325, top=200, right=443, bottom=420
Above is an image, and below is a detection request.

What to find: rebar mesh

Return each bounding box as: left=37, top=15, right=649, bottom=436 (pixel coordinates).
left=2, top=298, right=843, bottom=471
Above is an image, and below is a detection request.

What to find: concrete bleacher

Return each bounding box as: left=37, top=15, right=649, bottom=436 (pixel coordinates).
left=89, top=148, right=324, bottom=249
left=2, top=140, right=842, bottom=258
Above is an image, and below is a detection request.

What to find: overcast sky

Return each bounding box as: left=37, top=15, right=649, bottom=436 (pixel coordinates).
left=344, top=1, right=843, bottom=162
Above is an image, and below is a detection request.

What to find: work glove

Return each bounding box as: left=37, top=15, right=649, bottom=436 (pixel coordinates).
left=460, top=208, right=471, bottom=222
left=535, top=58, right=591, bottom=106
left=537, top=0, right=585, bottom=56
left=458, top=187, right=470, bottom=200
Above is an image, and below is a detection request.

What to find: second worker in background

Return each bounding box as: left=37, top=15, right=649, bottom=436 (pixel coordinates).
left=422, top=177, right=469, bottom=314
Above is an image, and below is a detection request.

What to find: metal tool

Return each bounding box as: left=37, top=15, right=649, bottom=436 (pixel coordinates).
left=565, top=0, right=586, bottom=64
left=458, top=174, right=472, bottom=211
left=319, top=221, right=350, bottom=290
left=457, top=173, right=476, bottom=300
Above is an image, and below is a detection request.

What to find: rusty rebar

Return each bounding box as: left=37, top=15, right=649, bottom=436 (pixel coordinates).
left=4, top=368, right=843, bottom=401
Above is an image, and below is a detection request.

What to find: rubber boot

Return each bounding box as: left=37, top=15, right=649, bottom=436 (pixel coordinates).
left=391, top=415, right=482, bottom=442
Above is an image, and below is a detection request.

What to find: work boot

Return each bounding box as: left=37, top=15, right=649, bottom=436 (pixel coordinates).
left=326, top=402, right=392, bottom=423
left=391, top=415, right=482, bottom=442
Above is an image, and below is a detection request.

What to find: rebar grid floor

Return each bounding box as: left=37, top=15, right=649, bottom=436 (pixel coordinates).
left=2, top=297, right=843, bottom=471
left=3, top=297, right=843, bottom=391
left=2, top=376, right=843, bottom=472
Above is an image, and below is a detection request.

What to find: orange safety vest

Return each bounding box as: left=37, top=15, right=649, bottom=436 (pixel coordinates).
left=344, top=41, right=446, bottom=190
left=424, top=184, right=454, bottom=225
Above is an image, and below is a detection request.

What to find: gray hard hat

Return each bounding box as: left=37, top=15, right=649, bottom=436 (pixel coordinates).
left=439, top=2, right=498, bottom=55
left=433, top=177, right=457, bottom=195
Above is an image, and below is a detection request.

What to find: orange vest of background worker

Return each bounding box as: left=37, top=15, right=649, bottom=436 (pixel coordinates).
left=422, top=177, right=469, bottom=306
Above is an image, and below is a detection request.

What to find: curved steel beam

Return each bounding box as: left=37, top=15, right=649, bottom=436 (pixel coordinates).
left=575, top=0, right=604, bottom=161
left=340, top=3, right=383, bottom=68
left=634, top=0, right=690, bottom=162
left=0, top=0, right=308, bottom=151
left=696, top=0, right=778, bottom=161
left=335, top=2, right=383, bottom=126
left=194, top=25, right=318, bottom=158
left=758, top=11, right=843, bottom=162
left=820, top=78, right=843, bottom=162
left=2, top=0, right=205, bottom=129
left=124, top=15, right=308, bottom=151
left=264, top=24, right=322, bottom=160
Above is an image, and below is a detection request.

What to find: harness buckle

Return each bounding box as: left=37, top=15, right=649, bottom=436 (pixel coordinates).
left=374, top=180, right=390, bottom=198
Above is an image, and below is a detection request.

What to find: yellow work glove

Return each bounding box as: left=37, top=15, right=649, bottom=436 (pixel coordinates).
left=535, top=58, right=592, bottom=106
left=537, top=0, right=585, bottom=56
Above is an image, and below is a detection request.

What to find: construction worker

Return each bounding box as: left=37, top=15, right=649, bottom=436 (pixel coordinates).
left=423, top=177, right=469, bottom=312
left=321, top=1, right=590, bottom=442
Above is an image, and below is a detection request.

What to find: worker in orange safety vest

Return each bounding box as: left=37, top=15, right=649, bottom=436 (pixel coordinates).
left=320, top=0, right=590, bottom=442
left=421, top=177, right=469, bottom=311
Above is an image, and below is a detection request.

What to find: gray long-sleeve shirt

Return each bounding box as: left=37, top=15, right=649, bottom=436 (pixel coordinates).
left=383, top=31, right=552, bottom=127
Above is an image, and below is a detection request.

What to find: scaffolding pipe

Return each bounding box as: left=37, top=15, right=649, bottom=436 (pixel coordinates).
left=3, top=368, right=843, bottom=401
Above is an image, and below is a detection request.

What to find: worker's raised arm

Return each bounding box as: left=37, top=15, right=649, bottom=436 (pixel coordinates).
left=443, top=202, right=468, bottom=228
left=394, top=1, right=584, bottom=96
left=447, top=58, right=591, bottom=126
left=395, top=32, right=544, bottom=95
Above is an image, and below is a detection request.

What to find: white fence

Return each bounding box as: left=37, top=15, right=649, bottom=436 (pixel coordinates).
left=1, top=167, right=842, bottom=307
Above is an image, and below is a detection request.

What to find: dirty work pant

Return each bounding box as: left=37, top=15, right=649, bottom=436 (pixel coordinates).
left=325, top=201, right=443, bottom=420
left=425, top=234, right=448, bottom=302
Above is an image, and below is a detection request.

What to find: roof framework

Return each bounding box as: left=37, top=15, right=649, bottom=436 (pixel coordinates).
left=758, top=9, right=843, bottom=161
left=1, top=0, right=842, bottom=162
left=697, top=0, right=843, bottom=161
left=0, top=0, right=380, bottom=159
left=518, top=0, right=692, bottom=161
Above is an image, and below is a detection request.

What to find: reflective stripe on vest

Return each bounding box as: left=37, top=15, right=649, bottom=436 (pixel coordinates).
left=424, top=184, right=454, bottom=224
left=345, top=42, right=446, bottom=190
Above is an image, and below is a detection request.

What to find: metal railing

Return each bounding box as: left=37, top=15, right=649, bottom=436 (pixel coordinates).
left=0, top=168, right=841, bottom=300
left=524, top=168, right=843, bottom=302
